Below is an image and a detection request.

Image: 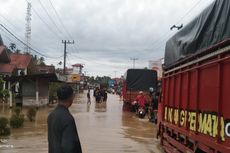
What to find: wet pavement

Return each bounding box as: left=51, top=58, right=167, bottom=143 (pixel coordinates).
left=0, top=91, right=163, bottom=153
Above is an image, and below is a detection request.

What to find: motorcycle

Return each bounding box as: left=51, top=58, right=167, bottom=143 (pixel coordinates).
left=131, top=101, right=146, bottom=119
left=137, top=107, right=146, bottom=118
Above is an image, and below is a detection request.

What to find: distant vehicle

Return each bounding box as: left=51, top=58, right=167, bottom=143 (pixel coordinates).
left=158, top=1, right=230, bottom=152
left=122, top=69, right=157, bottom=111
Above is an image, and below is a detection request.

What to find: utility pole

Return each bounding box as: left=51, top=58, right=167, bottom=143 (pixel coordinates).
left=114, top=71, right=117, bottom=78
left=62, top=40, right=74, bottom=74
left=130, top=58, right=138, bottom=68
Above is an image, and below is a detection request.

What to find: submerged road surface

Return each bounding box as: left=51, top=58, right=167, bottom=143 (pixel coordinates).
left=0, top=91, right=163, bottom=153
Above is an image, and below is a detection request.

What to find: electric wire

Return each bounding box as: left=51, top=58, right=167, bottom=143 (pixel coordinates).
left=48, top=0, right=79, bottom=53
left=175, top=0, right=203, bottom=25
left=25, top=0, right=62, bottom=40
left=0, top=24, right=63, bottom=59
left=148, top=0, right=205, bottom=61
left=37, top=0, right=65, bottom=37
left=0, top=29, right=25, bottom=50
left=48, top=0, right=73, bottom=39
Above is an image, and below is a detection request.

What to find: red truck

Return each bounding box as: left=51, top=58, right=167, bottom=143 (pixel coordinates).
left=122, top=69, right=157, bottom=111
left=158, top=0, right=230, bottom=152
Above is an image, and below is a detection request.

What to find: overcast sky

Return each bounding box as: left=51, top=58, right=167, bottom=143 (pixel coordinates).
left=0, top=0, right=214, bottom=77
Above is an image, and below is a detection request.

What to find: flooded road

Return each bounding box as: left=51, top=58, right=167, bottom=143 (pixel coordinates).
left=0, top=91, right=163, bottom=153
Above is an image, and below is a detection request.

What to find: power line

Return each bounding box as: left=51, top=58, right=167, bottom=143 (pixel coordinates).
left=175, top=0, right=203, bottom=25
left=0, top=3, right=57, bottom=48
left=0, top=30, right=25, bottom=50
left=68, top=52, right=129, bottom=68
left=62, top=40, right=74, bottom=74
left=130, top=58, right=138, bottom=68
left=48, top=0, right=72, bottom=39
left=48, top=0, right=79, bottom=53
left=37, top=0, right=65, bottom=37
left=0, top=24, right=63, bottom=59
left=0, top=11, right=55, bottom=55
left=0, top=13, right=27, bottom=46
left=25, top=0, right=62, bottom=40
left=156, top=0, right=204, bottom=46
left=148, top=0, right=204, bottom=60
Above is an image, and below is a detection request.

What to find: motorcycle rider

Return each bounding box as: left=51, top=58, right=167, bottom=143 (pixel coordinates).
left=135, top=91, right=146, bottom=109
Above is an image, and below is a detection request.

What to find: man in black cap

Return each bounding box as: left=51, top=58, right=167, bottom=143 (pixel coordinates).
left=48, top=85, right=82, bottom=153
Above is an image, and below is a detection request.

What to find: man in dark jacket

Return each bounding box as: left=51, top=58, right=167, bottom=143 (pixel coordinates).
left=48, top=85, right=82, bottom=153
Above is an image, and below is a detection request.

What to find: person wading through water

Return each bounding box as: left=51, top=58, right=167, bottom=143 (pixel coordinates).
left=48, top=85, right=82, bottom=153
left=87, top=89, right=91, bottom=103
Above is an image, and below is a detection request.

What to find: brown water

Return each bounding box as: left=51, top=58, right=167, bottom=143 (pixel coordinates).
left=0, top=91, right=163, bottom=153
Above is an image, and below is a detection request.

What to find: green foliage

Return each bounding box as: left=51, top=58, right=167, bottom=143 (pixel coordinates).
left=0, top=89, right=10, bottom=98
left=10, top=107, right=24, bottom=128
left=7, top=43, right=21, bottom=53
left=28, top=55, right=47, bottom=74
left=88, top=76, right=111, bottom=84
left=5, top=47, right=12, bottom=54
left=0, top=76, right=4, bottom=84
left=0, top=76, right=9, bottom=101
left=0, top=117, right=11, bottom=136
left=49, top=83, right=62, bottom=101
left=9, top=43, right=16, bottom=51
left=27, top=107, right=37, bottom=122
left=39, top=57, right=45, bottom=65
left=14, top=107, right=21, bottom=116
left=0, top=117, right=8, bottom=129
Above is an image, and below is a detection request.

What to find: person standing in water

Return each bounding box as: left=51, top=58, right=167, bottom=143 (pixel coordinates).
left=48, top=85, right=82, bottom=153
left=87, top=89, right=91, bottom=103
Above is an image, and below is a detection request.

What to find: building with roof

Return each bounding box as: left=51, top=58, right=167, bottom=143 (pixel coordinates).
left=0, top=36, right=66, bottom=107
left=0, top=46, right=16, bottom=75
left=10, top=53, right=32, bottom=75
left=31, top=65, right=55, bottom=74
left=72, top=63, right=83, bottom=74
left=5, top=73, right=63, bottom=107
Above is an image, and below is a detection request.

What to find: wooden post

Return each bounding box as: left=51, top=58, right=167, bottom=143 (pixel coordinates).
left=36, top=78, right=39, bottom=107
left=3, top=82, right=5, bottom=90
left=8, top=81, right=12, bottom=108
left=2, top=82, right=5, bottom=104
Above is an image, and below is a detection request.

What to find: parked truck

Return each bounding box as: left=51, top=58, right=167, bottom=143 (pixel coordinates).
left=158, top=0, right=230, bottom=152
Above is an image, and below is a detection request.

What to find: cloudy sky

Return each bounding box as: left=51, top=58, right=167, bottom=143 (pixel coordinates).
left=0, top=0, right=214, bottom=77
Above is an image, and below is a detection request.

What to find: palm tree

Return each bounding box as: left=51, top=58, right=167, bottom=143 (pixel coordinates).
left=39, top=57, right=45, bottom=65
left=9, top=43, right=16, bottom=51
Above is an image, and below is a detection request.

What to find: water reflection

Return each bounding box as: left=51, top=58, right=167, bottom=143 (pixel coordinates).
left=86, top=102, right=91, bottom=112
left=95, top=102, right=107, bottom=112
left=0, top=91, right=162, bottom=153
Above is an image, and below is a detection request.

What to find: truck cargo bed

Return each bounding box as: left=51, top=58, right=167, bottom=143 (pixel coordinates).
left=159, top=41, right=230, bottom=153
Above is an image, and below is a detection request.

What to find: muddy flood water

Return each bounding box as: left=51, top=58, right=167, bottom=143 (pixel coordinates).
left=0, top=91, right=163, bottom=153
